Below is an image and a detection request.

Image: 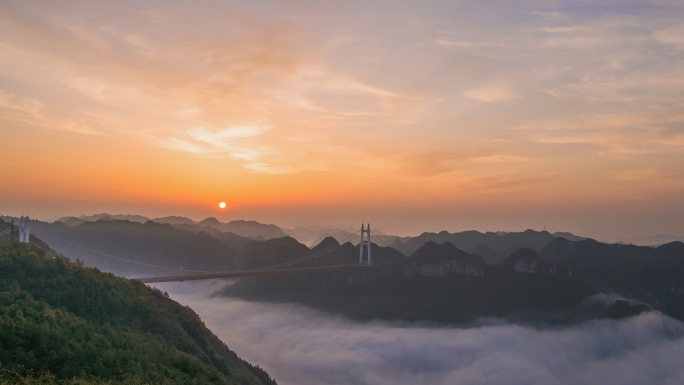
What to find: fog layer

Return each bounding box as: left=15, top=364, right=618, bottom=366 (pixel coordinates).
left=155, top=281, right=684, bottom=385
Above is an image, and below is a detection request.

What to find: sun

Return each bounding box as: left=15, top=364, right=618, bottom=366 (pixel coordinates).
left=219, top=202, right=226, bottom=209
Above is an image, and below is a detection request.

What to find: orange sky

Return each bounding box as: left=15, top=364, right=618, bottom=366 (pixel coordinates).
left=1, top=1, right=684, bottom=239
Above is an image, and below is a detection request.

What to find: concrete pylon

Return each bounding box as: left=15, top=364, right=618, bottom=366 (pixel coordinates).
left=23, top=217, right=30, bottom=243
left=18, top=216, right=25, bottom=243
left=18, top=216, right=31, bottom=243
left=359, top=223, right=372, bottom=265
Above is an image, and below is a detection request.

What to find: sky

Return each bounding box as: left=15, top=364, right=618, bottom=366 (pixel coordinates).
left=157, top=280, right=684, bottom=385
left=1, top=0, right=684, bottom=239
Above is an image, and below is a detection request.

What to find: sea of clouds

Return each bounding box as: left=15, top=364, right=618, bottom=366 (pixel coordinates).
left=153, top=280, right=684, bottom=385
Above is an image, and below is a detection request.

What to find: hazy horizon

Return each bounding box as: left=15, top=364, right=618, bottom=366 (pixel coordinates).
left=6, top=210, right=682, bottom=244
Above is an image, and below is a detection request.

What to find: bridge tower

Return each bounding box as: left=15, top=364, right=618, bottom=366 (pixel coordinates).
left=18, top=215, right=30, bottom=243
left=359, top=223, right=371, bottom=265
left=24, top=216, right=30, bottom=243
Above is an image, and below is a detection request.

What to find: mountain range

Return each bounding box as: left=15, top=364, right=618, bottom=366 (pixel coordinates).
left=30, top=219, right=362, bottom=273
left=223, top=236, right=677, bottom=324
left=55, top=214, right=286, bottom=240
left=8, top=213, right=682, bottom=325
left=390, top=229, right=557, bottom=263
left=283, top=225, right=359, bottom=247
left=222, top=240, right=604, bottom=324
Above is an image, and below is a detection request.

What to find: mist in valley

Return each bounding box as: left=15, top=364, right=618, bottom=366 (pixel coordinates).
left=153, top=280, right=684, bottom=385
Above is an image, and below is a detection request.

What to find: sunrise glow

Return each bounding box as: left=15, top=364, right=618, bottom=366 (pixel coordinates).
left=1, top=1, right=683, bottom=240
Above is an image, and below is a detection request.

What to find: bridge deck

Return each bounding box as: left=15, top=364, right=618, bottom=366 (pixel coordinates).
left=135, top=265, right=347, bottom=283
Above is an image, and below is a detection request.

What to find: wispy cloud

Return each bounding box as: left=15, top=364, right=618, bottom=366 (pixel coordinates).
left=0, top=90, right=101, bottom=135
left=0, top=90, right=43, bottom=116
left=613, top=168, right=664, bottom=181
left=465, top=85, right=520, bottom=102
left=151, top=125, right=301, bottom=174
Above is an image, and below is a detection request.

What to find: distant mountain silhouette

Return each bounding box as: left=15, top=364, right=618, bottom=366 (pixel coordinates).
left=58, top=216, right=86, bottom=227
left=152, top=216, right=196, bottom=225
left=552, top=232, right=587, bottom=241
left=173, top=223, right=224, bottom=236
left=285, top=226, right=357, bottom=246
left=198, top=217, right=222, bottom=226
left=407, top=241, right=485, bottom=277
left=70, top=213, right=152, bottom=223
left=632, top=234, right=684, bottom=246
left=240, top=236, right=310, bottom=269
left=168, top=223, right=253, bottom=249
left=309, top=230, right=357, bottom=248
left=409, top=241, right=475, bottom=264
left=199, top=218, right=286, bottom=239
left=394, top=229, right=556, bottom=263
left=285, top=226, right=399, bottom=248
left=311, top=236, right=341, bottom=253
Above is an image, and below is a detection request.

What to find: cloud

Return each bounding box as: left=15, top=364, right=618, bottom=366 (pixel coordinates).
left=173, top=108, right=202, bottom=116
left=305, top=66, right=405, bottom=99
left=152, top=282, right=684, bottom=385
left=613, top=168, right=664, bottom=181
left=67, top=77, right=147, bottom=105
left=189, top=125, right=272, bottom=141
left=652, top=24, right=684, bottom=50
left=153, top=137, right=208, bottom=155
left=140, top=9, right=176, bottom=24
left=0, top=90, right=43, bottom=116
left=152, top=125, right=298, bottom=174
left=465, top=86, right=520, bottom=102
left=0, top=89, right=101, bottom=135
left=470, top=154, right=536, bottom=163
left=434, top=39, right=495, bottom=48
left=375, top=149, right=537, bottom=179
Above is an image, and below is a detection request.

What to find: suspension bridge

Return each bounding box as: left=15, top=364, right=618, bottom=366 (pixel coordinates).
left=29, top=223, right=389, bottom=284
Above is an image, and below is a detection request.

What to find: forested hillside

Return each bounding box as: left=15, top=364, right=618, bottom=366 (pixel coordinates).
left=0, top=240, right=275, bottom=385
